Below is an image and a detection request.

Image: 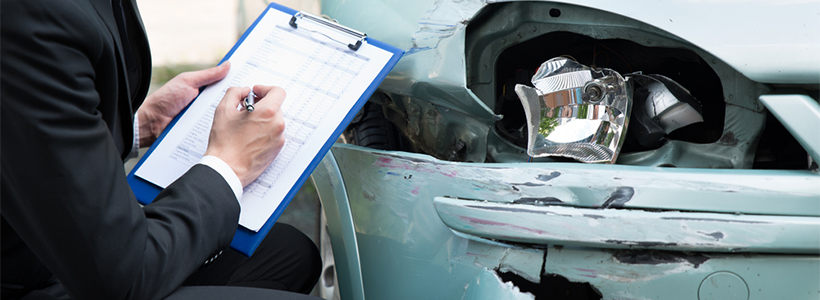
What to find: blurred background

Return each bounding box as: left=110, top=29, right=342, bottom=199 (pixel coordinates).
left=139, top=0, right=320, bottom=68
left=131, top=1, right=327, bottom=295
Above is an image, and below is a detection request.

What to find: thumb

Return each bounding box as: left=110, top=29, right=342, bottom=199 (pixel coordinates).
left=184, top=62, right=231, bottom=88
left=220, top=86, right=251, bottom=111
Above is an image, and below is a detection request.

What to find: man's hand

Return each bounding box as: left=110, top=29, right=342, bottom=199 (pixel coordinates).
left=204, top=85, right=286, bottom=186
left=137, top=63, right=231, bottom=147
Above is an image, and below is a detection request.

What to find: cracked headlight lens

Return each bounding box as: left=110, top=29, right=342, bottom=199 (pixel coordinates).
left=515, top=57, right=632, bottom=163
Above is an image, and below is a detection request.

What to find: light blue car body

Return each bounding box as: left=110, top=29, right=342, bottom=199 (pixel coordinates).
left=309, top=1, right=820, bottom=299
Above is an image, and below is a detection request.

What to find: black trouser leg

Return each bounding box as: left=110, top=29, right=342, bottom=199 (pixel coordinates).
left=165, top=286, right=320, bottom=300
left=182, top=223, right=322, bottom=294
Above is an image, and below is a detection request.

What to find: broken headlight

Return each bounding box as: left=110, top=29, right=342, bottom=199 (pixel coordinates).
left=515, top=57, right=631, bottom=163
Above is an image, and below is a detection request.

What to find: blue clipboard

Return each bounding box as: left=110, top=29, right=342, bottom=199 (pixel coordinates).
left=126, top=2, right=403, bottom=256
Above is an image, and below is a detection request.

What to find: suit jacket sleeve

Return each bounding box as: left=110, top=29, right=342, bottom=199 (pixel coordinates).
left=1, top=1, right=240, bottom=299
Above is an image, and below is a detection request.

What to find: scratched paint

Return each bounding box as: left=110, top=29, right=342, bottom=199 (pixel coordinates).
left=334, top=145, right=820, bottom=217
left=600, top=187, right=635, bottom=208
left=613, top=250, right=709, bottom=268
left=374, top=157, right=459, bottom=178
left=313, top=146, right=820, bottom=299
left=407, top=0, right=486, bottom=55
left=457, top=215, right=548, bottom=235
left=435, top=196, right=820, bottom=253
left=536, top=171, right=561, bottom=182
left=331, top=146, right=820, bottom=256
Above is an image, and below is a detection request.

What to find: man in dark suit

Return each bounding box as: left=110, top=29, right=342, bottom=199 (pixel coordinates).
left=1, top=0, right=320, bottom=299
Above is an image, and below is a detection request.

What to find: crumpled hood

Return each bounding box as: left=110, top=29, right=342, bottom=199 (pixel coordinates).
left=510, top=0, right=820, bottom=84
left=324, top=0, right=820, bottom=84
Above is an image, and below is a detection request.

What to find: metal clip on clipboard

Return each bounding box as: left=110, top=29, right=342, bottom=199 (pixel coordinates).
left=289, top=11, right=367, bottom=51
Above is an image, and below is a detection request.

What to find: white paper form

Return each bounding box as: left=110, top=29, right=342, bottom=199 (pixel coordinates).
left=135, top=7, right=393, bottom=231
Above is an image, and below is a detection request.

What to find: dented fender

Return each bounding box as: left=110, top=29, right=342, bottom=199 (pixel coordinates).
left=311, top=145, right=820, bottom=300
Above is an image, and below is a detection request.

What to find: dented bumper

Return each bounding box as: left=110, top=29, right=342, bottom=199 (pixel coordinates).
left=312, top=145, right=820, bottom=300
left=435, top=197, right=820, bottom=254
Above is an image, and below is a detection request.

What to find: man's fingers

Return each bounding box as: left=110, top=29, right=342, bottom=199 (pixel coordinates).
left=184, top=62, right=231, bottom=88
left=208, top=85, right=287, bottom=186
left=251, top=85, right=286, bottom=109
left=222, top=86, right=251, bottom=110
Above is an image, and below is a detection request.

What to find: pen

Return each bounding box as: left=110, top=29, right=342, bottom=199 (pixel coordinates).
left=244, top=90, right=256, bottom=112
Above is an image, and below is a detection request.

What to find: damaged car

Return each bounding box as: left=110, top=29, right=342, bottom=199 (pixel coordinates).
left=309, top=0, right=820, bottom=299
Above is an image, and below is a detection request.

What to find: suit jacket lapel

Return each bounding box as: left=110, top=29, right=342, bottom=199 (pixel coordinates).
left=87, top=0, right=152, bottom=158
left=122, top=0, right=152, bottom=111
left=88, top=0, right=124, bottom=67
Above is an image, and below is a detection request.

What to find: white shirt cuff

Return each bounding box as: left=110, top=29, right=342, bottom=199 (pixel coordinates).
left=198, top=155, right=243, bottom=204
left=127, top=113, right=140, bottom=160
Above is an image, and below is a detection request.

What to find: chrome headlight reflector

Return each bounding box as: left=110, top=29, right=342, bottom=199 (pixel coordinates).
left=515, top=57, right=632, bottom=163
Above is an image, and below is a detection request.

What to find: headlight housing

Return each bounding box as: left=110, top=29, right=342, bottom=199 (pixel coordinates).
left=515, top=57, right=631, bottom=163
